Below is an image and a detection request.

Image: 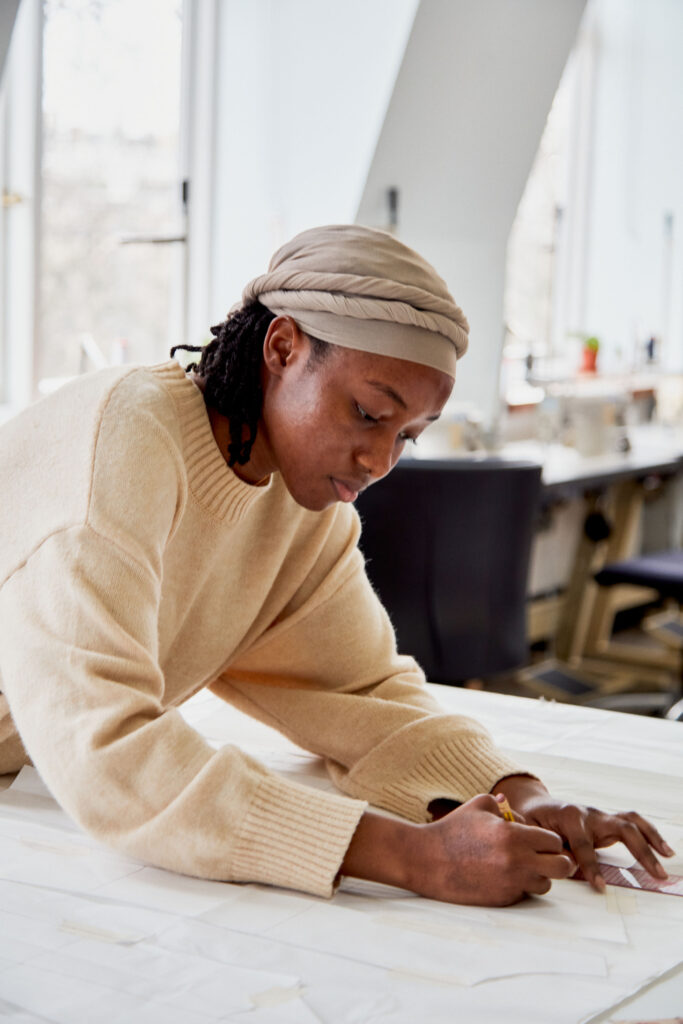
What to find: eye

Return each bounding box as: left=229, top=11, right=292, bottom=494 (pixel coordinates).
left=355, top=402, right=378, bottom=424
left=398, top=432, right=419, bottom=446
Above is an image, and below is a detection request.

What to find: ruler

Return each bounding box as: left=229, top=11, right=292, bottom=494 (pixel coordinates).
left=574, top=863, right=683, bottom=895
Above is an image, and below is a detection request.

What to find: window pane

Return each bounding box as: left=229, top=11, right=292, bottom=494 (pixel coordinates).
left=39, top=0, right=183, bottom=387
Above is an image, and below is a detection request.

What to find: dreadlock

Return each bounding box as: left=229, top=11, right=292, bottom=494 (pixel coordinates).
left=170, top=301, right=331, bottom=467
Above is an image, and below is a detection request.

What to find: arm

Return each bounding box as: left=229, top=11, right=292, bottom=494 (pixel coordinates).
left=211, top=511, right=674, bottom=892
left=211, top=524, right=527, bottom=820
left=0, top=525, right=365, bottom=896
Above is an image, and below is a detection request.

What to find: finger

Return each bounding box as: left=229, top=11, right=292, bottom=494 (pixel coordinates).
left=608, top=817, right=669, bottom=880
left=610, top=810, right=675, bottom=859
left=565, top=831, right=606, bottom=893
left=534, top=852, right=576, bottom=880
left=517, top=823, right=565, bottom=854
left=525, top=874, right=553, bottom=897
left=469, top=793, right=503, bottom=816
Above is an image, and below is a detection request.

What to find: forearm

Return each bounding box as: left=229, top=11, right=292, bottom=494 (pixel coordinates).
left=341, top=795, right=575, bottom=906
left=341, top=811, right=420, bottom=890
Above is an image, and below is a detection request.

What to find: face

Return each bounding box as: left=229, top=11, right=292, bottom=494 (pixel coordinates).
left=251, top=317, right=453, bottom=511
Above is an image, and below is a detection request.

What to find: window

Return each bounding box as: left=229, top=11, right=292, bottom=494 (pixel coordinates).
left=0, top=0, right=188, bottom=408
left=39, top=0, right=184, bottom=391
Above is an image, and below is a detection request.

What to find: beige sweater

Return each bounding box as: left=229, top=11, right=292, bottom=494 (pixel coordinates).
left=0, top=362, right=523, bottom=897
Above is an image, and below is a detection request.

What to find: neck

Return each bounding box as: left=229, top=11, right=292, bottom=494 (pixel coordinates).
left=209, top=408, right=274, bottom=484
left=192, top=375, right=274, bottom=484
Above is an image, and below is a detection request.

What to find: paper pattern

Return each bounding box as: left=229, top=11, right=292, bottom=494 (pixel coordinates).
left=0, top=687, right=681, bottom=1024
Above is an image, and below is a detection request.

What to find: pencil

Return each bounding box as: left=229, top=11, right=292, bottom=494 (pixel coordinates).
left=497, top=796, right=515, bottom=822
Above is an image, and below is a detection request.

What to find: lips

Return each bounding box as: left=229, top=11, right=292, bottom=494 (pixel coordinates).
left=331, top=477, right=364, bottom=503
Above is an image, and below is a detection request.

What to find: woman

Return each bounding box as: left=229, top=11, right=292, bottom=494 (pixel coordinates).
left=0, top=225, right=672, bottom=905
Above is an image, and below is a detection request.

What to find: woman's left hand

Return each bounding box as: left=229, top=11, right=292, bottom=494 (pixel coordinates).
left=492, top=775, right=675, bottom=892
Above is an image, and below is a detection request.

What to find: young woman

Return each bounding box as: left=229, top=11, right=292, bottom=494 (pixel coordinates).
left=0, top=225, right=672, bottom=905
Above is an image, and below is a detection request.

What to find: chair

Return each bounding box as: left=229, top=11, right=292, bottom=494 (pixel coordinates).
left=354, top=458, right=542, bottom=684
left=594, top=550, right=683, bottom=719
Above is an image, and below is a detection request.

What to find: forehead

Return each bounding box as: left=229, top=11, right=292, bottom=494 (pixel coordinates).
left=322, top=345, right=454, bottom=414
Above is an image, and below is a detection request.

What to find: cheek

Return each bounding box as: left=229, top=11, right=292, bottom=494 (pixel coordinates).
left=269, top=383, right=336, bottom=459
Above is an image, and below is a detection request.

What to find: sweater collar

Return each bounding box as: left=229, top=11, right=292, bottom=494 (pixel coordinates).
left=152, top=360, right=276, bottom=522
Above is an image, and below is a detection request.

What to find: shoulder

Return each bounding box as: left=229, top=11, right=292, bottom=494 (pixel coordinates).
left=87, top=363, right=194, bottom=553
left=0, top=363, right=190, bottom=583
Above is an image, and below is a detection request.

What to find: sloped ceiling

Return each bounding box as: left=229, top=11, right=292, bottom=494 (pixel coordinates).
left=357, top=0, right=587, bottom=421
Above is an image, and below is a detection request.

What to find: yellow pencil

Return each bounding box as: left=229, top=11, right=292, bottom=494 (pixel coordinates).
left=498, top=796, right=515, bottom=822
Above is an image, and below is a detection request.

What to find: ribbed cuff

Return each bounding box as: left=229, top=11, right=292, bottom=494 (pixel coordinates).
left=337, top=716, right=528, bottom=823
left=380, top=735, right=527, bottom=821
left=229, top=773, right=366, bottom=898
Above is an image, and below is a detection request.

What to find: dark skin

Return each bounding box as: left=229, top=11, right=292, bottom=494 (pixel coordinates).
left=199, top=315, right=675, bottom=905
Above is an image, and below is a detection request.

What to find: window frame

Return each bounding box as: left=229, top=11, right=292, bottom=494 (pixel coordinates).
left=0, top=0, right=214, bottom=418
left=0, top=0, right=43, bottom=415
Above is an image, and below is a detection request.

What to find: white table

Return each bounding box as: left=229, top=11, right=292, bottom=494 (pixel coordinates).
left=1, top=686, right=682, bottom=1024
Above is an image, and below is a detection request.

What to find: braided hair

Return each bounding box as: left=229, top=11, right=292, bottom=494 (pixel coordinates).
left=171, top=301, right=330, bottom=467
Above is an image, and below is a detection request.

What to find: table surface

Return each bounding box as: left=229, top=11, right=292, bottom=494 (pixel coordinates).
left=411, top=422, right=683, bottom=494
left=1, top=686, right=682, bottom=1024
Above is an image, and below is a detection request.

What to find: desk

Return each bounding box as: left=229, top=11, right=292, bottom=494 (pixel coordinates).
left=500, top=426, right=683, bottom=498
left=1, top=687, right=681, bottom=1024
left=416, top=427, right=683, bottom=664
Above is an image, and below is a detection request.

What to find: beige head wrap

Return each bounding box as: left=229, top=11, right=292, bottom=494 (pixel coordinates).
left=240, top=224, right=468, bottom=378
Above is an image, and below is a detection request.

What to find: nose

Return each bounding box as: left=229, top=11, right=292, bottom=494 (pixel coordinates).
left=355, top=438, right=399, bottom=482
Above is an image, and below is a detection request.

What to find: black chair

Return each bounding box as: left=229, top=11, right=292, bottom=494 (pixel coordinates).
left=355, top=458, right=542, bottom=684
left=595, top=551, right=683, bottom=719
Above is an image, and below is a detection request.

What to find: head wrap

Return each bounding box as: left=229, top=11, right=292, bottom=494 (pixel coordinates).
left=240, top=224, right=468, bottom=378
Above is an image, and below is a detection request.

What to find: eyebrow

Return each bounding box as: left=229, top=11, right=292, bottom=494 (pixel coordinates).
left=366, top=380, right=441, bottom=422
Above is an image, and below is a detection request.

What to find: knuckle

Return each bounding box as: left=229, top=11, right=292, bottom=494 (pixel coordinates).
left=620, top=820, right=640, bottom=837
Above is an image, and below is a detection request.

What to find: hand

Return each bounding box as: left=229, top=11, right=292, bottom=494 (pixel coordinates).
left=341, top=796, right=575, bottom=906
left=492, top=775, right=675, bottom=893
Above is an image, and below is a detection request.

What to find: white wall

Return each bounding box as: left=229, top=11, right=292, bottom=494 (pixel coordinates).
left=357, top=0, right=586, bottom=425
left=208, top=0, right=418, bottom=325
left=575, top=0, right=683, bottom=372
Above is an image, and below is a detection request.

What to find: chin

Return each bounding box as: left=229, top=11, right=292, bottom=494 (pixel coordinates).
left=298, top=493, right=336, bottom=513
left=281, top=478, right=333, bottom=513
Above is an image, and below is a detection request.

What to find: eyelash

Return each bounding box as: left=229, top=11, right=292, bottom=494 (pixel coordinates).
left=354, top=403, right=418, bottom=446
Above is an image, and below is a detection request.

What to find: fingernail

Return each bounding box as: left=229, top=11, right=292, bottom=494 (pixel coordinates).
left=662, top=842, right=675, bottom=857
left=595, top=875, right=606, bottom=893
left=654, top=863, right=668, bottom=880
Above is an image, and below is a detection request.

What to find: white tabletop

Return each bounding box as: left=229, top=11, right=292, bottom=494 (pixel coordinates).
left=1, top=686, right=682, bottom=1024
left=412, top=422, right=683, bottom=492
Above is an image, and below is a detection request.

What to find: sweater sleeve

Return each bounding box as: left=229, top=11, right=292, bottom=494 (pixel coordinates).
left=0, top=526, right=365, bottom=896
left=211, top=517, right=527, bottom=823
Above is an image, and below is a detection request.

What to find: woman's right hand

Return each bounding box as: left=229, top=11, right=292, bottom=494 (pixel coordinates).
left=341, top=794, right=576, bottom=906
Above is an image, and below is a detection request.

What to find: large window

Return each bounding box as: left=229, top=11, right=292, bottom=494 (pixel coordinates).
left=0, top=0, right=186, bottom=407
left=504, top=0, right=683, bottom=407
left=39, top=0, right=184, bottom=390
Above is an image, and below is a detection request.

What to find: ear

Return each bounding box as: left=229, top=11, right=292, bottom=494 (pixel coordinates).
left=262, top=316, right=308, bottom=378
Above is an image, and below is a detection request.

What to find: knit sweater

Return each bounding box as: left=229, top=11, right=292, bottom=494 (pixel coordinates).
left=0, top=361, right=524, bottom=897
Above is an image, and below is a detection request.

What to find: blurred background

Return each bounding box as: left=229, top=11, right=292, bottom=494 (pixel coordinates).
left=2, top=0, right=682, bottom=426
left=3, top=0, right=683, bottom=706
